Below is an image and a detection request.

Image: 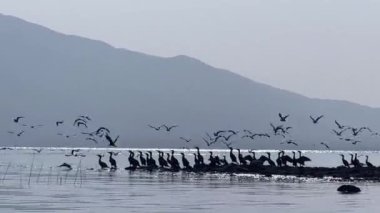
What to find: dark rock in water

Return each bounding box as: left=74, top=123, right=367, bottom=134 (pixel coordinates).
left=337, top=185, right=361, bottom=194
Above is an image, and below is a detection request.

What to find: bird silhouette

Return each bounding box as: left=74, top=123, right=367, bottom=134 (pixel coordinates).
left=320, top=142, right=330, bottom=149
left=86, top=137, right=98, bottom=144
left=13, top=116, right=24, bottom=123
left=17, top=130, right=25, bottom=137
left=97, top=154, right=109, bottom=169
left=148, top=125, right=161, bottom=131
left=332, top=129, right=347, bottom=136
left=365, top=156, right=374, bottom=168
left=281, top=140, right=298, bottom=146
left=278, top=113, right=289, bottom=122
left=335, top=120, right=346, bottom=129
left=340, top=154, right=350, bottom=168
left=161, top=124, right=178, bottom=132
left=58, top=163, right=72, bottom=170
left=213, top=130, right=227, bottom=136
left=105, top=134, right=119, bottom=147
left=310, top=115, right=324, bottom=124
left=179, top=137, right=191, bottom=143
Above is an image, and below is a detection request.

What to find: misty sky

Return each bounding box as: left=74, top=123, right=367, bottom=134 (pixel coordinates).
left=1, top=0, right=379, bottom=107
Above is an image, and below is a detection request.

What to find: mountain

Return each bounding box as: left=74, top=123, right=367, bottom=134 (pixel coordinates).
left=0, top=14, right=379, bottom=150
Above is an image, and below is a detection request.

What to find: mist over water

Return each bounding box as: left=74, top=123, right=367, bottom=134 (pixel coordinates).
left=0, top=148, right=379, bottom=212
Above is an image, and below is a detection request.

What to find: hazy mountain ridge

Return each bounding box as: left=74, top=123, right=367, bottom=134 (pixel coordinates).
left=1, top=13, right=379, bottom=150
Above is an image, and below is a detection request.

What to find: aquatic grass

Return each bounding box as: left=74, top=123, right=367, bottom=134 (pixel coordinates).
left=2, top=162, right=11, bottom=184
left=28, top=154, right=35, bottom=186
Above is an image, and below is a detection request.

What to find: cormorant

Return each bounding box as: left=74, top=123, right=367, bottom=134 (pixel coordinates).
left=237, top=149, right=246, bottom=165
left=310, top=115, right=324, bottom=124
left=279, top=113, right=289, bottom=122
left=181, top=153, right=191, bottom=169
left=179, top=137, right=191, bottom=143
left=161, top=124, right=178, bottom=132
left=147, top=151, right=157, bottom=167
left=128, top=151, right=140, bottom=168
left=276, top=151, right=282, bottom=167
left=353, top=153, right=362, bottom=168
left=296, top=151, right=311, bottom=166
left=366, top=155, right=375, bottom=168
left=13, top=116, right=24, bottom=123
left=170, top=150, right=180, bottom=169
left=58, top=163, right=72, bottom=170
left=105, top=134, right=119, bottom=147
left=138, top=151, right=147, bottom=166
left=97, top=154, right=109, bottom=169
left=340, top=154, right=350, bottom=168
left=229, top=147, right=237, bottom=164
left=292, top=151, right=298, bottom=167
left=108, top=152, right=117, bottom=169
left=221, top=155, right=228, bottom=165
left=266, top=152, right=276, bottom=166
left=280, top=151, right=293, bottom=166
left=157, top=151, right=168, bottom=167
left=195, top=147, right=204, bottom=165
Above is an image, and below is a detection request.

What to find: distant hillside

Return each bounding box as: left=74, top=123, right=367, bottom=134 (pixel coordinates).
left=0, top=14, right=379, bottom=150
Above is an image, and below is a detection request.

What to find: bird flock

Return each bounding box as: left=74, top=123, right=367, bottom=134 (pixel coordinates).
left=6, top=113, right=380, bottom=150
left=7, top=115, right=120, bottom=147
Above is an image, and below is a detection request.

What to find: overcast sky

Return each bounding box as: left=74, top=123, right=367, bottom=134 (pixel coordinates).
left=1, top=0, right=379, bottom=107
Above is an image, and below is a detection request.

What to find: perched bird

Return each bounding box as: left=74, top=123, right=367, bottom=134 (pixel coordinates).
left=365, top=156, right=375, bottom=168
left=108, top=152, right=117, bottom=169
left=97, top=154, right=109, bottom=169
left=181, top=153, right=191, bottom=169
left=310, top=115, right=324, bottom=124
left=229, top=147, right=238, bottom=164
left=340, top=154, right=350, bottom=168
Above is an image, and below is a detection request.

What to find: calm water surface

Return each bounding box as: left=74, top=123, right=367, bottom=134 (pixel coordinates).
left=0, top=148, right=379, bottom=212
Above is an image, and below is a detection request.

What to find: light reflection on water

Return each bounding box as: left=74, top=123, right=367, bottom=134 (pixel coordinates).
left=0, top=148, right=379, bottom=212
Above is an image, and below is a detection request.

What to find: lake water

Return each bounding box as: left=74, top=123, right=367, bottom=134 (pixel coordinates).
left=0, top=148, right=379, bottom=212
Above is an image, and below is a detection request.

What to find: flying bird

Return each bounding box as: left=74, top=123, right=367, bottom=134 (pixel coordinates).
left=179, top=137, right=191, bottom=143
left=335, top=120, right=346, bottom=129
left=310, top=115, right=324, bottom=124
left=278, top=113, right=289, bottom=122
left=148, top=125, right=161, bottom=131
left=332, top=129, right=347, bottom=136
left=56, top=121, right=64, bottom=126
left=17, top=130, right=25, bottom=137
left=13, top=117, right=24, bottom=123
left=161, top=124, right=178, bottom=132
left=86, top=137, right=98, bottom=144
left=320, top=142, right=330, bottom=149
left=105, top=134, right=119, bottom=147
left=281, top=140, right=298, bottom=146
